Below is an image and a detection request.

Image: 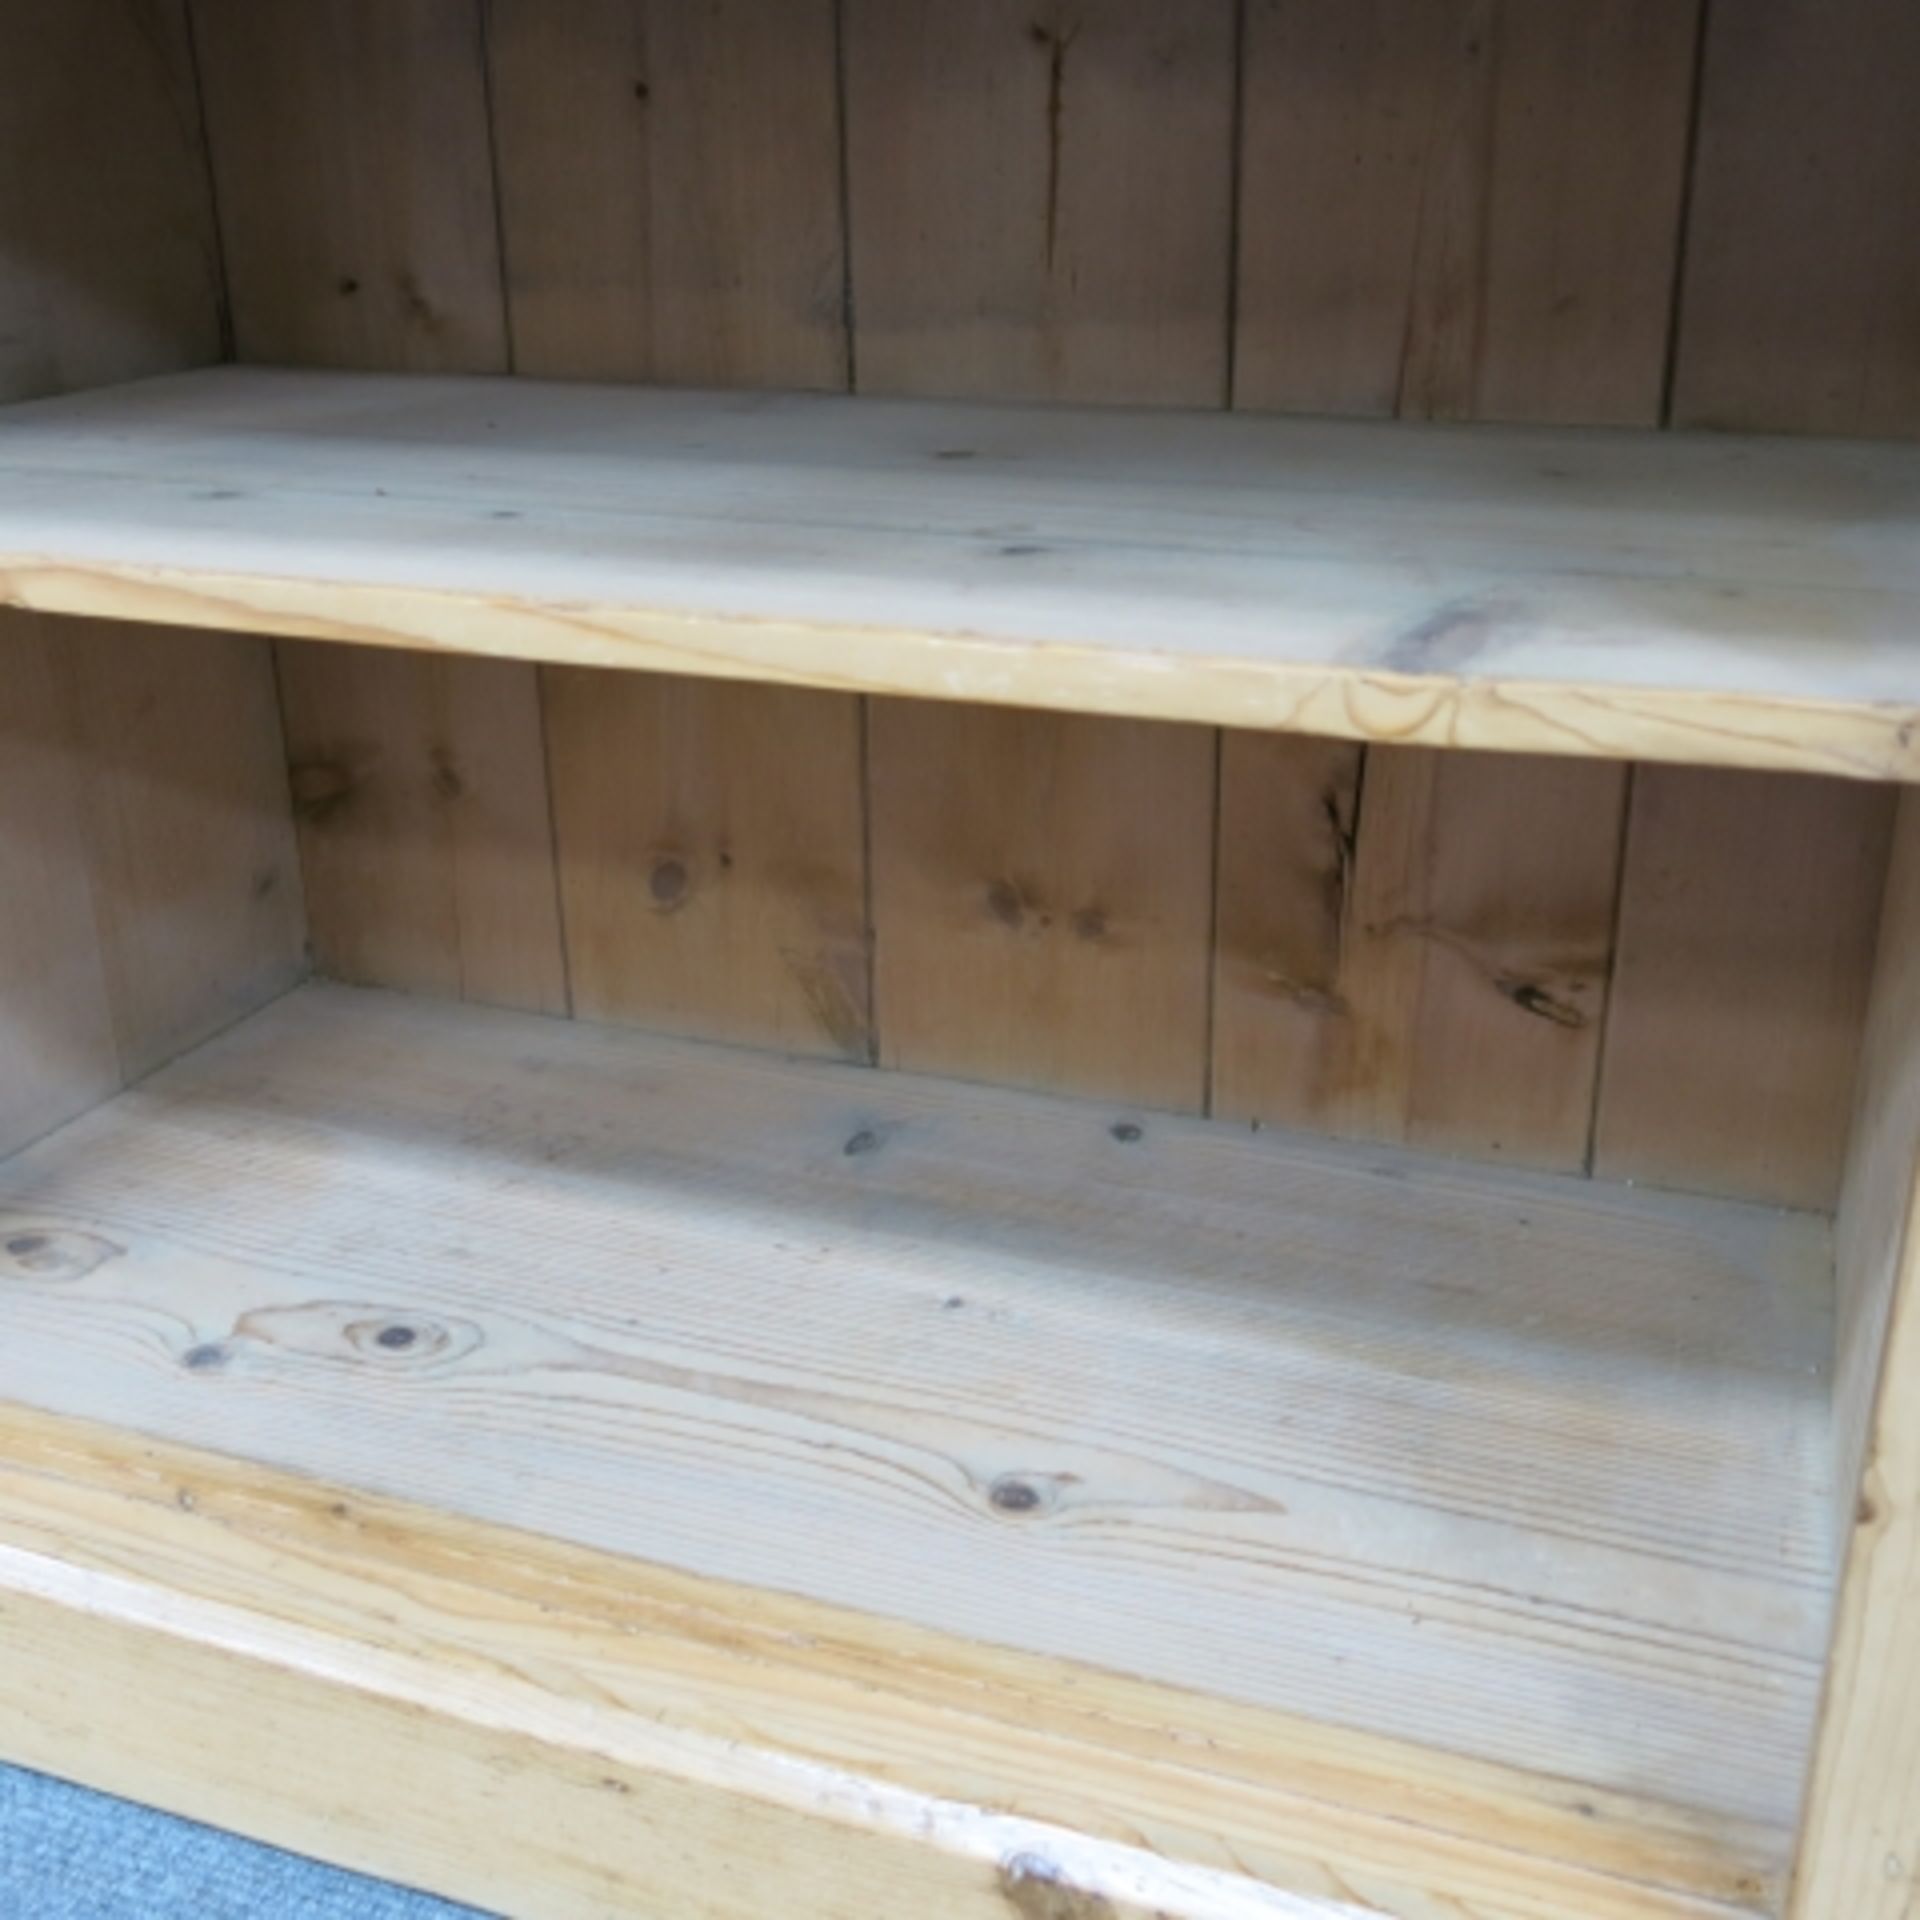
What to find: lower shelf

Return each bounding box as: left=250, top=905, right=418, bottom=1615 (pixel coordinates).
left=0, top=984, right=1834, bottom=1917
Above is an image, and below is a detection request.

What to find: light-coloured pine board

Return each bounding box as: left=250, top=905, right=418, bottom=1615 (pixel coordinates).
left=870, top=701, right=1213, bottom=1108
left=190, top=0, right=508, bottom=374
left=485, top=0, right=846, bottom=388
left=0, top=1, right=223, bottom=403
left=1795, top=792, right=1920, bottom=1916
left=545, top=669, right=868, bottom=1058
left=1675, top=0, right=1920, bottom=439
left=0, top=981, right=1834, bottom=1855
left=279, top=643, right=566, bottom=1015
left=56, top=620, right=307, bottom=1078
left=843, top=0, right=1237, bottom=406
left=0, top=619, right=120, bottom=1156
left=1215, top=741, right=1625, bottom=1170
left=1593, top=767, right=1894, bottom=1210
left=1234, top=0, right=1700, bottom=426
left=0, top=1408, right=1786, bottom=1920
left=5, top=370, right=1919, bottom=780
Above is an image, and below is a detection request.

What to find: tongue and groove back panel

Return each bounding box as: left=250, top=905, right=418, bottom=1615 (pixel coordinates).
left=7, top=0, right=1918, bottom=1206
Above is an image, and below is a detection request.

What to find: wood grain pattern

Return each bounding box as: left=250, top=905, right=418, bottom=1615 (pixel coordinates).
left=1235, top=0, right=1701, bottom=425
left=0, top=982, right=1832, bottom=1858
left=0, top=1404, right=1785, bottom=1920
left=191, top=0, right=508, bottom=373
left=1594, top=767, right=1894, bottom=1210
left=1795, top=792, right=1920, bottom=1917
left=1676, top=0, right=1920, bottom=438
left=0, top=618, right=120, bottom=1156
left=485, top=0, right=846, bottom=388
left=545, top=669, right=868, bottom=1058
left=871, top=702, right=1214, bottom=1109
left=0, top=0, right=224, bottom=403
left=843, top=0, right=1237, bottom=406
left=57, top=621, right=307, bottom=1078
left=7, top=370, right=1920, bottom=782
left=1214, top=741, right=1626, bottom=1171
left=279, top=643, right=566, bottom=1014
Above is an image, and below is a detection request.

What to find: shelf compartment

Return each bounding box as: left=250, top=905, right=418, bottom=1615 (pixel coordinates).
left=0, top=982, right=1834, bottom=1915
left=1, top=366, right=1918, bottom=780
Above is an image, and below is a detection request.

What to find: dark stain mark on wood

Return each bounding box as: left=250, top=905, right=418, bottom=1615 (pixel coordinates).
left=289, top=760, right=357, bottom=826
left=844, top=1128, right=881, bottom=1157
left=987, top=878, right=1029, bottom=930
left=397, top=272, right=444, bottom=335
left=1000, top=1852, right=1113, bottom=1920
left=935, top=447, right=977, bottom=461
left=1378, top=600, right=1507, bottom=676
left=429, top=750, right=465, bottom=804
left=1000, top=542, right=1047, bottom=559
left=337, top=275, right=361, bottom=297
left=1497, top=976, right=1588, bottom=1028
left=1109, top=1121, right=1143, bottom=1144
left=1030, top=17, right=1082, bottom=273
left=943, top=1295, right=967, bottom=1311
left=251, top=867, right=281, bottom=901
left=1071, top=905, right=1109, bottom=944
left=632, top=79, right=650, bottom=103
left=1, top=1226, right=122, bottom=1282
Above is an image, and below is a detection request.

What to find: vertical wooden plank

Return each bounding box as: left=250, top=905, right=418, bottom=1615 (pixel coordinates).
left=0, top=0, right=223, bottom=403
left=1594, top=768, right=1894, bottom=1210
left=485, top=0, right=846, bottom=387
left=870, top=703, right=1213, bottom=1111
left=1214, top=741, right=1626, bottom=1170
left=0, top=618, right=120, bottom=1157
left=1793, top=794, right=1920, bottom=1918
left=545, top=674, right=867, bottom=1060
left=191, top=0, right=508, bottom=373
left=488, top=1, right=865, bottom=1052
left=1676, top=0, right=1920, bottom=439
left=60, top=623, right=307, bottom=1079
left=1234, top=0, right=1701, bottom=425
left=844, top=0, right=1237, bottom=405
left=194, top=0, right=565, bottom=1016
left=849, top=2, right=1232, bottom=1107
left=280, top=646, right=566, bottom=1016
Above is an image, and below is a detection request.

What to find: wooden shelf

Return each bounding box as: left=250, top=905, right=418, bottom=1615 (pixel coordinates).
left=0, top=983, right=1835, bottom=1917
left=1, top=366, right=1917, bottom=780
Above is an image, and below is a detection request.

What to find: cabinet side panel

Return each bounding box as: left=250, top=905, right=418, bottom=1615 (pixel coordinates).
left=192, top=0, right=566, bottom=1016
left=0, top=619, right=120, bottom=1156
left=0, top=1, right=224, bottom=403
left=1675, top=0, right=1920, bottom=439
left=1594, top=768, right=1894, bottom=1210
left=1793, top=792, right=1920, bottom=1917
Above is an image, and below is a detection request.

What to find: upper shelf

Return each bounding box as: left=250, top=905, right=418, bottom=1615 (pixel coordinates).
left=2, top=366, right=1917, bottom=780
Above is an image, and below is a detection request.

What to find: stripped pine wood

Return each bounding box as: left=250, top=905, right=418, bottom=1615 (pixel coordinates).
left=0, top=983, right=1834, bottom=1850
left=278, top=643, right=565, bottom=1014
left=870, top=703, right=1213, bottom=1108
left=190, top=0, right=508, bottom=374
left=1214, top=741, right=1626, bottom=1171
left=1594, top=768, right=1894, bottom=1210
left=1795, top=793, right=1920, bottom=1917
left=191, top=1, right=568, bottom=1016
left=0, top=1, right=223, bottom=403
left=545, top=671, right=868, bottom=1058
left=0, top=618, right=120, bottom=1156
left=1676, top=0, right=1920, bottom=439
left=0, top=1406, right=1787, bottom=1920
left=485, top=0, right=846, bottom=388
left=55, top=621, right=306, bottom=1078
left=1234, top=0, right=1701, bottom=425
left=6, top=370, right=1920, bottom=780
left=487, top=0, right=865, bottom=1064
left=843, top=0, right=1237, bottom=406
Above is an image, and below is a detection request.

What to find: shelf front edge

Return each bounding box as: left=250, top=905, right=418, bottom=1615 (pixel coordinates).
left=3, top=557, right=1915, bottom=785
left=0, top=1401, right=1779, bottom=1920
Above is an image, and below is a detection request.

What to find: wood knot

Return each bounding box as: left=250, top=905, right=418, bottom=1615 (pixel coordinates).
left=181, top=1342, right=230, bottom=1373
left=1109, top=1121, right=1143, bottom=1144
left=1496, top=977, right=1587, bottom=1029
left=843, top=1128, right=882, bottom=1157
left=1, top=1226, right=121, bottom=1283
left=1070, top=905, right=1109, bottom=944
left=429, top=751, right=465, bottom=802
left=649, top=857, right=691, bottom=910
left=289, top=760, right=357, bottom=824
left=988, top=1474, right=1057, bottom=1517
left=232, top=1301, right=483, bottom=1371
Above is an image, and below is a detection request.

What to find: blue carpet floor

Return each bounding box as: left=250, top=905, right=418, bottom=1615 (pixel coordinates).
left=0, top=1765, right=492, bottom=1919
